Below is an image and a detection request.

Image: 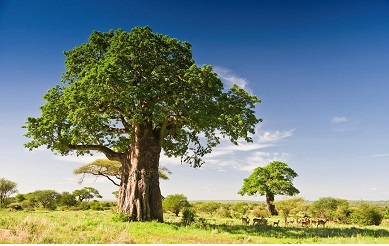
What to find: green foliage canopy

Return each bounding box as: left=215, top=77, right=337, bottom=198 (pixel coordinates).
left=23, top=26, right=261, bottom=168
left=239, top=161, right=299, bottom=215
left=309, top=197, right=350, bottom=221
left=74, top=159, right=172, bottom=186
left=72, top=187, right=102, bottom=202
left=351, top=203, right=383, bottom=226
left=274, top=197, right=305, bottom=222
left=0, top=178, right=18, bottom=208
left=239, top=161, right=299, bottom=197
left=162, top=194, right=190, bottom=216
left=26, top=190, right=60, bottom=210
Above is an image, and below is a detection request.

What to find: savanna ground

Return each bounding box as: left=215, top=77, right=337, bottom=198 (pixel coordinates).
left=1, top=209, right=389, bottom=244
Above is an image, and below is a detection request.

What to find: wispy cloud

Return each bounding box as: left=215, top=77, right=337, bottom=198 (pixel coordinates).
left=331, top=116, right=348, bottom=124
left=370, top=154, right=389, bottom=158
left=213, top=66, right=248, bottom=90
left=239, top=152, right=290, bottom=171
left=330, top=116, right=356, bottom=132
left=197, top=128, right=294, bottom=172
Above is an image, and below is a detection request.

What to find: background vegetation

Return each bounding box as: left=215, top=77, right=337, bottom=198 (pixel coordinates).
left=2, top=177, right=389, bottom=243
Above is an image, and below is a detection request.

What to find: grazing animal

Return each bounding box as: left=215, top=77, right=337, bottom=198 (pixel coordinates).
left=301, top=220, right=310, bottom=227
left=317, top=219, right=326, bottom=227
left=285, top=219, right=294, bottom=226
left=273, top=220, right=280, bottom=227
left=252, top=217, right=267, bottom=226
left=242, top=217, right=250, bottom=226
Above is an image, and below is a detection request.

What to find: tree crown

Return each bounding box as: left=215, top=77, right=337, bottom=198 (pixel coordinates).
left=238, top=161, right=300, bottom=197
left=23, top=26, right=261, bottom=167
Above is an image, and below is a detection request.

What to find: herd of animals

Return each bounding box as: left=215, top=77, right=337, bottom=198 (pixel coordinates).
left=241, top=216, right=327, bottom=227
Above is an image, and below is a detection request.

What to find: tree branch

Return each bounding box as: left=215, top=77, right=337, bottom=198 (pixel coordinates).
left=66, top=144, right=123, bottom=161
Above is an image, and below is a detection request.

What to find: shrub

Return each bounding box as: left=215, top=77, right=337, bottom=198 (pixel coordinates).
left=112, top=212, right=131, bottom=222
left=216, top=206, right=231, bottom=218
left=351, top=203, right=383, bottom=226
left=253, top=203, right=271, bottom=218
left=309, top=197, right=350, bottom=220
left=163, top=194, right=190, bottom=216
left=384, top=207, right=389, bottom=219
left=230, top=202, right=253, bottom=218
left=59, top=192, right=77, bottom=207
left=90, top=201, right=104, bottom=211
left=7, top=203, right=23, bottom=211
left=181, top=207, right=196, bottom=225
left=79, top=202, right=91, bottom=210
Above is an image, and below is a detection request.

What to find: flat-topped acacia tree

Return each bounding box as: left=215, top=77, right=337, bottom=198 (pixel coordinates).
left=23, top=26, right=261, bottom=222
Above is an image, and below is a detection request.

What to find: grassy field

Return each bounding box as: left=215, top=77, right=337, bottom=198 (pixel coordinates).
left=1, top=209, right=389, bottom=244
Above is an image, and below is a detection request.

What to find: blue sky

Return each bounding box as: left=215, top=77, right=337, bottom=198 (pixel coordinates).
left=1, top=0, right=389, bottom=202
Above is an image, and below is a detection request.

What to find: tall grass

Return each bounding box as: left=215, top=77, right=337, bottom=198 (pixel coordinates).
left=0, top=209, right=389, bottom=243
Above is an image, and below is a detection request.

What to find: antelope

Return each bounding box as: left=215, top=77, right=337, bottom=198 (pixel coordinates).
left=285, top=219, right=294, bottom=226
left=301, top=220, right=310, bottom=227
left=317, top=219, right=327, bottom=227
left=241, top=217, right=250, bottom=226
left=296, top=218, right=301, bottom=226
left=252, top=217, right=267, bottom=226
left=273, top=220, right=280, bottom=227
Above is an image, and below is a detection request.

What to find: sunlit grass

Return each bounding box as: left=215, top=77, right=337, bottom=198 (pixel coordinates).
left=0, top=209, right=388, bottom=243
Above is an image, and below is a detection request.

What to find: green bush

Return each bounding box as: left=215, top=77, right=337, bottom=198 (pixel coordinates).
left=181, top=207, right=196, bottom=225
left=90, top=201, right=104, bottom=211
left=384, top=207, right=389, bottom=219
left=111, top=212, right=131, bottom=222
left=216, top=206, right=231, bottom=218
left=79, top=202, right=91, bottom=210
left=163, top=194, right=190, bottom=216
left=351, top=203, right=383, bottom=226
left=7, top=203, right=23, bottom=211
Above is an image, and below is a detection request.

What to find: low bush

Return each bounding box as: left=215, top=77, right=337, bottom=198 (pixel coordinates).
left=181, top=207, right=196, bottom=225
left=351, top=203, right=383, bottom=226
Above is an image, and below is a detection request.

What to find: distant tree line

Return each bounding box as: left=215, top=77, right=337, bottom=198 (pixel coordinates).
left=1, top=178, right=114, bottom=211
left=163, top=194, right=388, bottom=226
left=2, top=177, right=388, bottom=226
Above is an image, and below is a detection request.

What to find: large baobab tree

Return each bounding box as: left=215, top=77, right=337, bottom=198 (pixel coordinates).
left=24, top=26, right=261, bottom=222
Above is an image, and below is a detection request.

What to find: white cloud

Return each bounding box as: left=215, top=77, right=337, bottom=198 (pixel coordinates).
left=239, top=152, right=290, bottom=171
left=213, top=66, right=248, bottom=90
left=370, top=154, right=389, bottom=158
left=197, top=128, right=294, bottom=172
left=331, top=116, right=348, bottom=124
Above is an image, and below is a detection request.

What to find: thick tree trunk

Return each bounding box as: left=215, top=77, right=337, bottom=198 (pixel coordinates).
left=266, top=193, right=278, bottom=216
left=117, top=123, right=163, bottom=222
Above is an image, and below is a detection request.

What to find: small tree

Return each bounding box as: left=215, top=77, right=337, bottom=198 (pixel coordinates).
left=239, top=161, right=299, bottom=215
left=0, top=178, right=18, bottom=208
left=274, top=197, right=304, bottom=224
left=195, top=201, right=221, bottom=216
left=162, top=194, right=190, bottom=216
left=309, top=197, right=350, bottom=221
left=74, top=159, right=172, bottom=187
left=351, top=203, right=383, bottom=226
left=231, top=202, right=254, bottom=218
left=59, top=191, right=78, bottom=207
left=27, top=190, right=60, bottom=210
left=73, top=187, right=102, bottom=202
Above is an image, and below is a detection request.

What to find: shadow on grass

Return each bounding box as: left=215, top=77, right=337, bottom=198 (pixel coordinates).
left=216, top=224, right=389, bottom=239
left=168, top=222, right=389, bottom=239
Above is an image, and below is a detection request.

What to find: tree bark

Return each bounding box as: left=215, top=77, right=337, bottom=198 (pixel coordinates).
left=117, top=123, right=163, bottom=222
left=266, top=193, right=278, bottom=216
